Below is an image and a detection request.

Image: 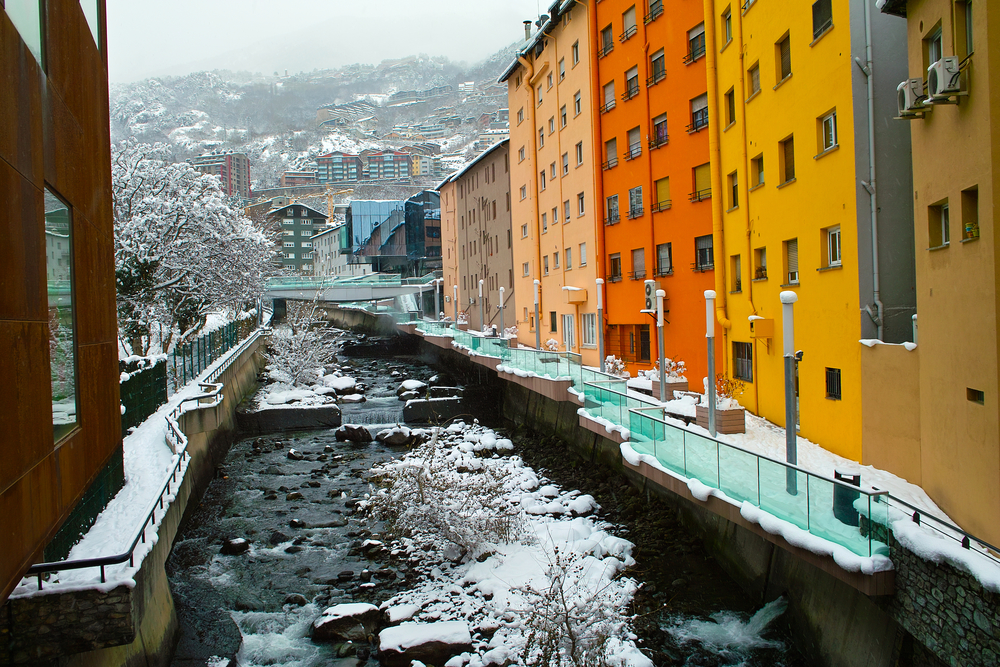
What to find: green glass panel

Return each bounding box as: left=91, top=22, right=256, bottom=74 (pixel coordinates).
left=45, top=188, right=77, bottom=440
left=6, top=0, right=42, bottom=63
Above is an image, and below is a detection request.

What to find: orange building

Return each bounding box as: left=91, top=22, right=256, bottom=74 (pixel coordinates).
left=595, top=0, right=722, bottom=380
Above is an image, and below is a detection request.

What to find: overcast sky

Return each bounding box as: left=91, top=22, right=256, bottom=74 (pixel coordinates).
left=107, top=0, right=543, bottom=83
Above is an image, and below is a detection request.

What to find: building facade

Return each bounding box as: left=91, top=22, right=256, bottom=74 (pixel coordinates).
left=312, top=225, right=372, bottom=278
left=279, top=170, right=318, bottom=188
left=269, top=203, right=328, bottom=273
left=189, top=152, right=251, bottom=199
left=345, top=192, right=440, bottom=276
left=708, top=0, right=914, bottom=460
left=2, top=0, right=122, bottom=601
left=503, top=0, right=603, bottom=365
left=317, top=152, right=362, bottom=184
left=438, top=178, right=461, bottom=310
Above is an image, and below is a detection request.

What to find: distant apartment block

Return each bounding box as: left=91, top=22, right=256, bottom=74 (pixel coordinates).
left=268, top=203, right=328, bottom=273
left=279, top=170, right=318, bottom=187
left=316, top=99, right=378, bottom=127
left=188, top=152, right=251, bottom=199
left=316, top=152, right=362, bottom=183
left=388, top=84, right=453, bottom=106
left=409, top=154, right=443, bottom=178
left=363, top=151, right=411, bottom=180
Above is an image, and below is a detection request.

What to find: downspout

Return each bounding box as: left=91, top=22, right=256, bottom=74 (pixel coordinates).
left=858, top=0, right=884, bottom=339
left=588, top=0, right=607, bottom=340
left=642, top=32, right=657, bottom=294
left=520, top=52, right=545, bottom=338
left=734, top=0, right=759, bottom=412
left=702, top=0, right=732, bottom=350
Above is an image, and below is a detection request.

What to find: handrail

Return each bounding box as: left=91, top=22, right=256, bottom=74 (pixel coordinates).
left=24, top=329, right=263, bottom=590
left=883, top=492, right=1000, bottom=564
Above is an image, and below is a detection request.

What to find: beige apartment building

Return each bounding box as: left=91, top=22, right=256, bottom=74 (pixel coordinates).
left=439, top=178, right=460, bottom=310
left=874, top=0, right=1000, bottom=544
left=501, top=0, right=602, bottom=364
left=440, top=140, right=516, bottom=329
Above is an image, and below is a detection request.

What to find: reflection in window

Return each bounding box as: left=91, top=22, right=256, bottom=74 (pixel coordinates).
left=80, top=0, right=101, bottom=48
left=45, top=188, right=78, bottom=439
left=6, top=0, right=43, bottom=64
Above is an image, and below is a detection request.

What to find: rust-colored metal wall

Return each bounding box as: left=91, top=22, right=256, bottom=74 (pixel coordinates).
left=0, top=0, right=119, bottom=602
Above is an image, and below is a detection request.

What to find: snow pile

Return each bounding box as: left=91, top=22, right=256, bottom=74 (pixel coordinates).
left=364, top=423, right=652, bottom=667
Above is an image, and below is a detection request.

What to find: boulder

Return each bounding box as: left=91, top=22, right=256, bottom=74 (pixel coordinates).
left=220, top=538, right=250, bottom=556
left=396, top=379, right=428, bottom=395
left=269, top=531, right=290, bottom=545
left=287, top=449, right=305, bottom=461
left=312, top=603, right=382, bottom=643
left=340, top=394, right=366, bottom=403
left=376, top=426, right=415, bottom=447
left=428, top=386, right=463, bottom=398
left=286, top=491, right=304, bottom=501
left=335, top=424, right=373, bottom=443
left=377, top=621, right=473, bottom=667
left=398, top=390, right=419, bottom=402
left=284, top=593, right=309, bottom=606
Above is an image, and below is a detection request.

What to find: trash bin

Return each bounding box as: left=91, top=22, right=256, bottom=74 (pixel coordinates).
left=833, top=468, right=862, bottom=526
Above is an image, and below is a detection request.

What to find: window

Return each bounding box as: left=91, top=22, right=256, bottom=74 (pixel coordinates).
left=628, top=186, right=643, bottom=218
left=605, top=137, right=618, bottom=169
left=734, top=343, right=753, bottom=382
left=301, top=229, right=312, bottom=236
left=283, top=218, right=295, bottom=226
left=725, top=88, right=736, bottom=127
left=925, top=24, right=943, bottom=71
left=562, top=314, right=576, bottom=350
left=521, top=223, right=528, bottom=238
left=962, top=187, right=980, bottom=239
left=517, top=107, right=524, bottom=124
left=540, top=170, right=546, bottom=191
left=654, top=177, right=671, bottom=211
left=686, top=23, right=707, bottom=63
left=576, top=142, right=584, bottom=165
left=650, top=49, right=666, bottom=84
left=751, top=154, right=764, bottom=187
left=539, top=127, right=545, bottom=147
left=601, top=25, right=615, bottom=56
left=559, top=58, right=566, bottom=80
left=748, top=62, right=761, bottom=96
left=553, top=251, right=560, bottom=269
left=692, top=163, right=711, bottom=201
left=695, top=235, right=714, bottom=270
left=754, top=247, right=767, bottom=279
left=730, top=254, right=742, bottom=291
left=722, top=7, right=732, bottom=44
left=538, top=85, right=544, bottom=105
left=968, top=387, right=985, bottom=404
left=565, top=248, right=572, bottom=269
left=550, top=162, right=557, bottom=179
left=7, top=0, right=43, bottom=63
left=690, top=93, right=709, bottom=131
left=582, top=313, right=597, bottom=347
left=627, top=126, right=641, bottom=159
left=812, top=0, right=832, bottom=39
left=651, top=113, right=668, bottom=147
left=549, top=117, right=556, bottom=134
left=518, top=146, right=525, bottom=162
left=562, top=153, right=569, bottom=175
left=552, top=206, right=559, bottom=225
left=45, top=188, right=78, bottom=439
left=564, top=200, right=571, bottom=221
left=606, top=194, right=620, bottom=224
left=609, top=253, right=623, bottom=281
left=542, top=212, right=548, bottom=233
left=956, top=1, right=973, bottom=58
left=776, top=33, right=792, bottom=82
left=561, top=105, right=568, bottom=127
left=631, top=248, right=646, bottom=280
left=928, top=201, right=950, bottom=247
left=574, top=91, right=582, bottom=115
left=819, top=111, right=837, bottom=152
left=543, top=255, right=550, bottom=275
left=573, top=41, right=580, bottom=65
left=551, top=311, right=558, bottom=332
left=283, top=241, right=295, bottom=247
left=622, top=6, right=638, bottom=40
left=656, top=242, right=673, bottom=275
left=579, top=242, right=587, bottom=266
left=602, top=81, right=616, bottom=112
left=520, top=185, right=527, bottom=200
left=728, top=171, right=739, bottom=209
left=825, top=368, right=842, bottom=400
left=784, top=238, right=799, bottom=284
left=826, top=226, right=841, bottom=266
left=624, top=66, right=640, bottom=99
left=646, top=0, right=664, bottom=23
left=282, top=229, right=295, bottom=236
left=779, top=136, right=795, bottom=183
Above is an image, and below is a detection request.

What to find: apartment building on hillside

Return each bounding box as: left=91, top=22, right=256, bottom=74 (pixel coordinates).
left=501, top=0, right=603, bottom=366
left=268, top=203, right=328, bottom=273
left=189, top=152, right=251, bottom=199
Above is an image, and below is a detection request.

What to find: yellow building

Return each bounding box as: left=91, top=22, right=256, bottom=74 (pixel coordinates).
left=501, top=1, right=603, bottom=366
left=707, top=0, right=914, bottom=460
left=874, top=0, right=1000, bottom=544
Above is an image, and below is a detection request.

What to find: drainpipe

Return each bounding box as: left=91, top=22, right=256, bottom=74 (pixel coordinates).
left=858, top=0, right=884, bottom=339
left=588, top=0, right=607, bottom=359
left=519, top=52, right=545, bottom=343
left=642, top=23, right=657, bottom=292
left=702, top=0, right=732, bottom=365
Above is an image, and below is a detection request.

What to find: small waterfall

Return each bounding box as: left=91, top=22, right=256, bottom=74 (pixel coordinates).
left=663, top=597, right=788, bottom=665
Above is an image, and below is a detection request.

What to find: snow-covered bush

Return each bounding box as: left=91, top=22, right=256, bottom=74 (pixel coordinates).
left=701, top=374, right=745, bottom=410
left=365, top=429, right=525, bottom=557
left=504, top=325, right=519, bottom=338
left=545, top=338, right=561, bottom=352
left=605, top=355, right=630, bottom=378
left=265, top=299, right=339, bottom=386
left=639, top=356, right=687, bottom=381
left=458, top=310, right=470, bottom=324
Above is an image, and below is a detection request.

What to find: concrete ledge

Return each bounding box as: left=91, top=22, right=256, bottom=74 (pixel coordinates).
left=403, top=397, right=465, bottom=424
left=421, top=334, right=454, bottom=350
left=236, top=404, right=342, bottom=436
left=622, top=457, right=895, bottom=596
left=497, top=371, right=573, bottom=403
left=578, top=413, right=627, bottom=444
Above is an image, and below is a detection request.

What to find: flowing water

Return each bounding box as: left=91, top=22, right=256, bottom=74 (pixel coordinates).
left=166, top=339, right=801, bottom=667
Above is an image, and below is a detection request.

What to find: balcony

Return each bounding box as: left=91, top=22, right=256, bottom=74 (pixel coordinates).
left=644, top=1, right=663, bottom=23
left=602, top=157, right=619, bottom=170
left=655, top=266, right=674, bottom=277
left=599, top=41, right=614, bottom=58
left=627, top=207, right=644, bottom=219
left=648, top=132, right=669, bottom=150
left=629, top=270, right=647, bottom=281
left=621, top=81, right=640, bottom=101
left=687, top=109, right=709, bottom=133
left=689, top=188, right=712, bottom=202
left=651, top=199, right=672, bottom=213
left=599, top=99, right=617, bottom=114
left=620, top=24, right=638, bottom=42
left=646, top=69, right=666, bottom=87
left=607, top=273, right=623, bottom=283
left=691, top=261, right=715, bottom=272
left=683, top=36, right=707, bottom=64
left=624, top=143, right=642, bottom=161
left=604, top=212, right=621, bottom=226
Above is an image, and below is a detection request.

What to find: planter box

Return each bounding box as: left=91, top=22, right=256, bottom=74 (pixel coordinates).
left=695, top=404, right=745, bottom=434
left=457, top=322, right=469, bottom=331
left=651, top=378, right=689, bottom=397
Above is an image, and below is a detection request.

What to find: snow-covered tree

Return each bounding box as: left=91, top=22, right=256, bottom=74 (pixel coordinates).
left=265, top=299, right=339, bottom=386
left=112, top=140, right=275, bottom=355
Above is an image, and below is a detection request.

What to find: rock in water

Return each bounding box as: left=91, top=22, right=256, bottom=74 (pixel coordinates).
left=287, top=449, right=305, bottom=461
left=377, top=621, right=473, bottom=667
left=220, top=538, right=250, bottom=556
left=335, top=424, right=373, bottom=443
left=312, top=603, right=382, bottom=642
left=376, top=426, right=414, bottom=447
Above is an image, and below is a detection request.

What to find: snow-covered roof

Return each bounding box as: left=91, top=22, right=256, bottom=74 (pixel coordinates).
left=269, top=203, right=328, bottom=219
left=439, top=139, right=510, bottom=188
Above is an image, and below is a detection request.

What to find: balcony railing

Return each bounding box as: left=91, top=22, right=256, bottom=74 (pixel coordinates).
left=687, top=109, right=709, bottom=133
left=689, top=188, right=712, bottom=202
left=624, top=143, right=642, bottom=161
left=646, top=69, right=666, bottom=87
left=620, top=24, right=638, bottom=42
left=655, top=266, right=674, bottom=277
left=649, top=132, right=669, bottom=150
left=607, top=273, right=623, bottom=283
left=691, top=261, right=715, bottom=272
left=599, top=41, right=614, bottom=58
left=683, top=36, right=707, bottom=64
left=599, top=99, right=617, bottom=114
left=644, top=1, right=664, bottom=23
left=627, top=206, right=644, bottom=219
left=604, top=212, right=621, bottom=226
left=651, top=199, right=672, bottom=213
left=602, top=157, right=619, bottom=170
left=622, top=81, right=640, bottom=101
left=629, top=270, right=647, bottom=281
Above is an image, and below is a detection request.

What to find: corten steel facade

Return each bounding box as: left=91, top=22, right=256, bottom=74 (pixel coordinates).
left=595, top=0, right=723, bottom=381
left=503, top=0, right=603, bottom=366
left=450, top=140, right=515, bottom=330
left=1, top=0, right=122, bottom=601
left=877, top=0, right=1000, bottom=545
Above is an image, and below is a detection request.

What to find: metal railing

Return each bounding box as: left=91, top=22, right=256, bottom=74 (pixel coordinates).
left=651, top=199, right=672, bottom=212
left=619, top=24, right=638, bottom=42
left=644, top=2, right=663, bottom=23
left=647, top=70, right=666, bottom=87
left=120, top=359, right=167, bottom=432
left=599, top=99, right=616, bottom=114
left=171, top=321, right=249, bottom=390
left=621, top=81, right=640, bottom=101
left=649, top=133, right=669, bottom=150
left=689, top=188, right=712, bottom=202
left=25, top=330, right=263, bottom=590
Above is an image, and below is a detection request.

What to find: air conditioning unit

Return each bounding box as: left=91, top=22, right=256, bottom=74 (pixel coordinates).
left=897, top=78, right=927, bottom=118
left=927, top=56, right=962, bottom=102
left=643, top=280, right=660, bottom=311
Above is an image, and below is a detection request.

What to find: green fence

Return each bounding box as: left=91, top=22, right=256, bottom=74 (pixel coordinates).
left=170, top=320, right=253, bottom=390
left=119, top=359, right=167, bottom=433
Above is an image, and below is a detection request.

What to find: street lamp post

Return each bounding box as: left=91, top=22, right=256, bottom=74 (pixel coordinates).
left=434, top=278, right=441, bottom=321
left=534, top=279, right=541, bottom=350
left=596, top=278, right=605, bottom=372
left=453, top=284, right=458, bottom=324
left=499, top=286, right=505, bottom=338
left=705, top=290, right=717, bottom=437
left=656, top=289, right=666, bottom=402
left=781, top=290, right=798, bottom=495
left=479, top=279, right=485, bottom=333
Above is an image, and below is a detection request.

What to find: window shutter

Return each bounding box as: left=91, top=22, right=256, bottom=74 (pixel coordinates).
left=694, top=164, right=711, bottom=193
left=780, top=38, right=791, bottom=79
left=787, top=239, right=798, bottom=273
left=656, top=177, right=671, bottom=204
left=783, top=138, right=795, bottom=181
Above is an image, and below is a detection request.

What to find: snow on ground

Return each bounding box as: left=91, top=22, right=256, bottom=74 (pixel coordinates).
left=364, top=423, right=653, bottom=667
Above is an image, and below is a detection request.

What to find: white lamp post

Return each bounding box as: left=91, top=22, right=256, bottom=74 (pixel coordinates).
left=534, top=279, right=541, bottom=350
left=499, top=286, right=505, bottom=338
left=596, top=278, right=605, bottom=372
left=705, top=290, right=717, bottom=437
left=434, top=278, right=441, bottom=321
left=781, top=290, right=798, bottom=495
left=453, top=284, right=458, bottom=324
left=656, top=289, right=666, bottom=402
left=479, top=279, right=485, bottom=333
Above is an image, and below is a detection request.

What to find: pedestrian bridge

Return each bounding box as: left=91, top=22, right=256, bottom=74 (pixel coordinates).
left=265, top=274, right=437, bottom=303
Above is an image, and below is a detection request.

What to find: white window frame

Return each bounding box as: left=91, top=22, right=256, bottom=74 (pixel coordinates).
left=582, top=313, right=596, bottom=347
left=828, top=226, right=841, bottom=266
left=821, top=111, right=837, bottom=152
left=562, top=314, right=576, bottom=350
